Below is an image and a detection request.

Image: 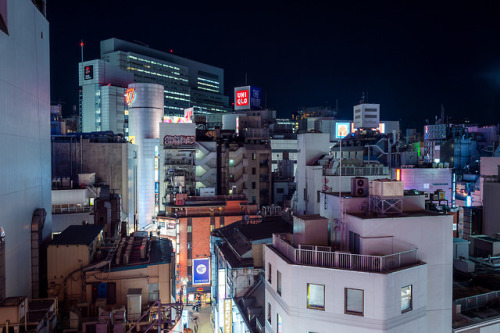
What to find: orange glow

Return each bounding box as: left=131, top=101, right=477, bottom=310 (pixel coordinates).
left=396, top=169, right=401, bottom=181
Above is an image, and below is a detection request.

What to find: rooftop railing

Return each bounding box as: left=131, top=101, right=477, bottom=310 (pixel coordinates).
left=455, top=290, right=500, bottom=312
left=272, top=234, right=418, bottom=273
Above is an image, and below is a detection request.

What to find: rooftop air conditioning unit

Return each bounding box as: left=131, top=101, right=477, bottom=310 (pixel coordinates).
left=351, top=177, right=369, bottom=197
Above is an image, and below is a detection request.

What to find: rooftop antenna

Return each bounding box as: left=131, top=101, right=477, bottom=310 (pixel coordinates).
left=360, top=92, right=365, bottom=104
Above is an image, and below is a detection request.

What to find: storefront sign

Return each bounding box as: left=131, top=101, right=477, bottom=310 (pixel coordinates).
left=125, top=88, right=136, bottom=106
left=163, top=135, right=195, bottom=146
left=224, top=298, right=232, bottom=333
left=193, top=258, right=210, bottom=285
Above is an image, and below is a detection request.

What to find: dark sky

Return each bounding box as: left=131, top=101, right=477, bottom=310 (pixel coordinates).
left=48, top=1, right=500, bottom=130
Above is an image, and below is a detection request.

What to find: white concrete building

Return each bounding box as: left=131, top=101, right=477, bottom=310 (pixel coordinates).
left=78, top=59, right=133, bottom=134
left=0, top=0, right=52, bottom=298
left=128, top=83, right=164, bottom=227
left=266, top=181, right=453, bottom=333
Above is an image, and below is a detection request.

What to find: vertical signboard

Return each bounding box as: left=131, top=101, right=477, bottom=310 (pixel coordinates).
left=192, top=258, right=210, bottom=285
left=84, top=65, right=93, bottom=80
left=154, top=145, right=159, bottom=213
left=224, top=298, right=232, bottom=333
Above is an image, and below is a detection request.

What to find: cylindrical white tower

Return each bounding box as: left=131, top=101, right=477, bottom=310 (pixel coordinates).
left=128, top=83, right=164, bottom=229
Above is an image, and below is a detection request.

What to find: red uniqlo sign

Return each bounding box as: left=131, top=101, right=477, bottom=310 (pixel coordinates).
left=236, top=90, right=249, bottom=106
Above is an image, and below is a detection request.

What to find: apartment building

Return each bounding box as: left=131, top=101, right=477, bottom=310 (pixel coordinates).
left=266, top=180, right=453, bottom=333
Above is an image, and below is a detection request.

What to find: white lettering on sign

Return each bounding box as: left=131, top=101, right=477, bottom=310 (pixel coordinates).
left=163, top=135, right=196, bottom=146
left=236, top=90, right=249, bottom=106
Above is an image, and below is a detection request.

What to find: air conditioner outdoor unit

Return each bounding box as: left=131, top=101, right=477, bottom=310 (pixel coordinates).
left=351, top=177, right=369, bottom=197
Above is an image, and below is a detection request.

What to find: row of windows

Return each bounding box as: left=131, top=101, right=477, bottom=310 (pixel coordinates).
left=126, top=66, right=188, bottom=82
left=197, top=85, right=219, bottom=93
left=267, top=263, right=413, bottom=316
left=197, top=77, right=220, bottom=85
left=128, top=55, right=180, bottom=71
left=165, top=89, right=190, bottom=97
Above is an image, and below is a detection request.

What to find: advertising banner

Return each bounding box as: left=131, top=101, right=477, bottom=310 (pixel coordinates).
left=193, top=258, right=210, bottom=285
left=224, top=298, right=232, bottom=333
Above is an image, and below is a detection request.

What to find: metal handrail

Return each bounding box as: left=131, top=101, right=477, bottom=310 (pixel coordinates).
left=272, top=234, right=418, bottom=273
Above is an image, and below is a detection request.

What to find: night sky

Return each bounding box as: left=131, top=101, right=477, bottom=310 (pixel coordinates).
left=48, top=1, right=500, bottom=130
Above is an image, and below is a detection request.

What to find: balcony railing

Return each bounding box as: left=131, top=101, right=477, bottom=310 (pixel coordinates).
left=455, top=290, right=500, bottom=312
left=272, top=234, right=418, bottom=273
left=52, top=204, right=92, bottom=214
left=323, top=166, right=390, bottom=177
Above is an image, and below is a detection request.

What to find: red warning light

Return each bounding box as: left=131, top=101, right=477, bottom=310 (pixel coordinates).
left=170, top=49, right=173, bottom=53
left=80, top=41, right=84, bottom=47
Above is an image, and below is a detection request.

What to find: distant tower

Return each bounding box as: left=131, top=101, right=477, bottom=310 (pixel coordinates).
left=128, top=83, right=164, bottom=228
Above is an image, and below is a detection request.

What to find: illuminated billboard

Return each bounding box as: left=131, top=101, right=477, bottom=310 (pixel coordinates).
left=336, top=122, right=350, bottom=138
left=234, top=86, right=262, bottom=111
left=192, top=258, right=210, bottom=285
left=125, top=88, right=136, bottom=106
left=84, top=65, right=93, bottom=80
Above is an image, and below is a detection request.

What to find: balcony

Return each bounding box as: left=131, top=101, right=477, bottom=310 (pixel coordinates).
left=323, top=165, right=390, bottom=177
left=272, top=234, right=418, bottom=273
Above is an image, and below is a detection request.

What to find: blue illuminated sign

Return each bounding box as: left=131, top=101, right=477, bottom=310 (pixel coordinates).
left=192, top=258, right=210, bottom=285
left=155, top=182, right=159, bottom=194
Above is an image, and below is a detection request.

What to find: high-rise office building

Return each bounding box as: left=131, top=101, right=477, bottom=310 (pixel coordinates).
left=0, top=0, right=52, bottom=298
left=78, top=59, right=133, bottom=134
left=100, top=38, right=229, bottom=122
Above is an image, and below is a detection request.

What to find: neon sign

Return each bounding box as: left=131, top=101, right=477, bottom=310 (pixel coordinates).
left=163, top=135, right=196, bottom=146
left=336, top=122, right=350, bottom=138
left=235, top=90, right=249, bottom=106
left=125, top=88, right=136, bottom=106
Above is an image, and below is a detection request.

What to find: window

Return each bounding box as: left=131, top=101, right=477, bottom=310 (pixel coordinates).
left=277, top=188, right=284, bottom=194
left=268, top=263, right=272, bottom=283
left=307, top=284, right=325, bottom=310
left=277, top=313, right=282, bottom=333
left=401, top=285, right=412, bottom=313
left=187, top=225, right=192, bottom=233
left=267, top=303, right=272, bottom=324
left=252, top=182, right=256, bottom=189
left=345, top=288, right=364, bottom=316
left=252, top=153, right=257, bottom=160
left=252, top=167, right=256, bottom=175
left=277, top=270, right=282, bottom=296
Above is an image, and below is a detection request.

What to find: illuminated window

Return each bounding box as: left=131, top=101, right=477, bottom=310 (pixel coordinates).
left=252, top=153, right=257, bottom=160
left=345, top=288, right=364, bottom=316
left=277, top=313, right=282, bottom=333
left=307, top=284, right=325, bottom=310
left=401, top=285, right=412, bottom=313
left=187, top=226, right=192, bottom=233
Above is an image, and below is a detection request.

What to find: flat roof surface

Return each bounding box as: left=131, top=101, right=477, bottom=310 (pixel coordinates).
left=295, top=214, right=328, bottom=221
left=50, top=225, right=104, bottom=246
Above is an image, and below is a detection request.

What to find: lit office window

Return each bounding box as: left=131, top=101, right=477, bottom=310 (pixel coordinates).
left=345, top=288, right=364, bottom=316
left=307, top=284, right=325, bottom=310
left=401, top=285, right=412, bottom=313
left=277, top=313, right=282, bottom=333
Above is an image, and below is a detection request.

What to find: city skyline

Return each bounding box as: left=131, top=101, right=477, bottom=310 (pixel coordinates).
left=48, top=0, right=500, bottom=129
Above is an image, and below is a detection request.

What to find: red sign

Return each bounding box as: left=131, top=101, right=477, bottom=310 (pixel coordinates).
left=236, top=90, right=249, bottom=106
left=125, top=88, right=136, bottom=106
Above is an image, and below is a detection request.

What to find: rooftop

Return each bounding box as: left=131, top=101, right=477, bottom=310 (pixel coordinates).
left=50, top=225, right=104, bottom=246
left=270, top=233, right=421, bottom=274
left=348, top=209, right=444, bottom=220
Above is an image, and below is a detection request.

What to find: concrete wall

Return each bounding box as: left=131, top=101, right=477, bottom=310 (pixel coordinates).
left=0, top=0, right=52, bottom=297
left=347, top=213, right=453, bottom=332
left=265, top=246, right=427, bottom=332
left=482, top=182, right=500, bottom=237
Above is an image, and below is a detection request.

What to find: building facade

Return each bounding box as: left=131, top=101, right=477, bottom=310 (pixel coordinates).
left=0, top=0, right=52, bottom=298
left=100, top=38, right=229, bottom=119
